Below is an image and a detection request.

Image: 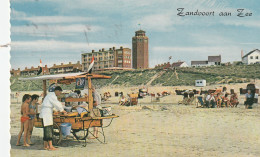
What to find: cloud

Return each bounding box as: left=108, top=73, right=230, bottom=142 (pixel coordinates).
left=11, top=24, right=103, bottom=37
left=13, top=15, right=95, bottom=24
left=11, top=40, right=130, bottom=52
left=152, top=45, right=240, bottom=55
left=11, top=9, right=27, bottom=18
left=240, top=43, right=260, bottom=45
left=132, top=13, right=185, bottom=32
left=221, top=19, right=260, bottom=28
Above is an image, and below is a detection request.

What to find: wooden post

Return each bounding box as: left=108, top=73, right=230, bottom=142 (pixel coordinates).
left=43, top=80, right=47, bottom=98
left=88, top=77, right=93, bottom=111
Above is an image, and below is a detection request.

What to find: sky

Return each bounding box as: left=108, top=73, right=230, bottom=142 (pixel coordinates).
left=10, top=0, right=260, bottom=70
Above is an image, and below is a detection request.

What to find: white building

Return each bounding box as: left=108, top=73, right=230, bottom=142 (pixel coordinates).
left=191, top=61, right=208, bottom=67
left=208, top=55, right=221, bottom=66
left=242, top=49, right=260, bottom=65
left=195, top=80, right=206, bottom=87
left=191, top=55, right=221, bottom=67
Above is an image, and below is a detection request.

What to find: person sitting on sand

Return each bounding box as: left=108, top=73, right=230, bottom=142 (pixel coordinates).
left=188, top=92, right=196, bottom=105
left=27, top=94, right=39, bottom=145
left=215, top=93, right=222, bottom=108
left=183, top=92, right=189, bottom=105
left=119, top=95, right=128, bottom=106
left=244, top=90, right=254, bottom=109
left=206, top=92, right=216, bottom=108
left=230, top=93, right=239, bottom=107
left=222, top=94, right=231, bottom=107
left=16, top=94, right=33, bottom=147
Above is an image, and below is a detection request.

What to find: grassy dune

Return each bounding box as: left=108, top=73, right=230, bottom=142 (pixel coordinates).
left=10, top=65, right=259, bottom=91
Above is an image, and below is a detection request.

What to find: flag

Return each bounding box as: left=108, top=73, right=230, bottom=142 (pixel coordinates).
left=37, top=59, right=42, bottom=75
left=87, top=56, right=94, bottom=73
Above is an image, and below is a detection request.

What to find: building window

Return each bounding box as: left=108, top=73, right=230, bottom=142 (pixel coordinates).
left=256, top=56, right=259, bottom=59
left=250, top=56, right=253, bottom=59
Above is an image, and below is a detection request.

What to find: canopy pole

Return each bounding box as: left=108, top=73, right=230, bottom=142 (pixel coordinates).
left=88, top=77, right=93, bottom=111
left=43, top=80, right=47, bottom=98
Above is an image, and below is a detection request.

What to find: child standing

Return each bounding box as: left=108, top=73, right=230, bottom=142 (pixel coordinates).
left=16, top=94, right=32, bottom=147
left=27, top=94, right=39, bottom=145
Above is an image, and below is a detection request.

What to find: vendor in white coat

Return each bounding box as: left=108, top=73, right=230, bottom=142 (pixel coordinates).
left=39, top=86, right=67, bottom=151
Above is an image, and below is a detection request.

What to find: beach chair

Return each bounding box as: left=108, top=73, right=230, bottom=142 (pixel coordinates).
left=150, top=93, right=156, bottom=102
left=188, top=97, right=196, bottom=105
left=178, top=97, right=189, bottom=105
left=130, top=97, right=138, bottom=106
left=128, top=93, right=138, bottom=106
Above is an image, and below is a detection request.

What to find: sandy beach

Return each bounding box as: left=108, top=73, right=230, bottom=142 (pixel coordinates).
left=10, top=83, right=260, bottom=157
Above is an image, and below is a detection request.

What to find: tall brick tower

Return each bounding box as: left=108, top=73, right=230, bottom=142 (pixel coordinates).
left=132, top=30, right=149, bottom=69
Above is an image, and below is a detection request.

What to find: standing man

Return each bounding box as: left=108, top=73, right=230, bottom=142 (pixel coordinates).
left=39, top=86, right=67, bottom=150
left=89, top=86, right=102, bottom=139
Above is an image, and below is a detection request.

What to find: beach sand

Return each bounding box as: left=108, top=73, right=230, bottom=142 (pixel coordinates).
left=10, top=83, right=260, bottom=157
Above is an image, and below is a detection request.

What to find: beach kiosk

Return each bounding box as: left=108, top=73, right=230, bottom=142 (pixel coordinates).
left=19, top=72, right=119, bottom=146
left=195, top=80, right=206, bottom=87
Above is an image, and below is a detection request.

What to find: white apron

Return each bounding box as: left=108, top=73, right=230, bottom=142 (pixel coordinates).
left=39, top=92, right=64, bottom=126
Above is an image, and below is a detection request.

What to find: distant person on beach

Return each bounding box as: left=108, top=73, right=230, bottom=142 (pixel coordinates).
left=223, top=93, right=231, bottom=107
left=215, top=93, right=222, bottom=108
left=230, top=93, right=239, bottom=107
left=119, top=95, right=128, bottom=106
left=27, top=94, right=39, bottom=145
left=245, top=90, right=254, bottom=109
left=206, top=92, right=216, bottom=108
left=16, top=94, right=33, bottom=147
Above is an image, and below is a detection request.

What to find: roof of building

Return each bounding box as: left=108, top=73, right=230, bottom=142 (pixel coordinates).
left=96, top=67, right=134, bottom=71
left=191, top=61, right=208, bottom=65
left=49, top=62, right=81, bottom=69
left=22, top=67, right=40, bottom=72
left=208, top=55, right=221, bottom=62
left=135, top=29, right=145, bottom=33
left=172, top=62, right=184, bottom=67
left=242, top=49, right=260, bottom=58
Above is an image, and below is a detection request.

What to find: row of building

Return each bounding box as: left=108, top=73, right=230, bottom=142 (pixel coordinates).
left=154, top=55, right=221, bottom=69
left=155, top=49, right=260, bottom=69
left=11, top=61, right=82, bottom=77
left=11, top=49, right=260, bottom=77
left=11, top=29, right=150, bottom=76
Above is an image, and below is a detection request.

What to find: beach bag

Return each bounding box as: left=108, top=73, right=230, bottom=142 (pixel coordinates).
left=102, top=107, right=112, bottom=117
